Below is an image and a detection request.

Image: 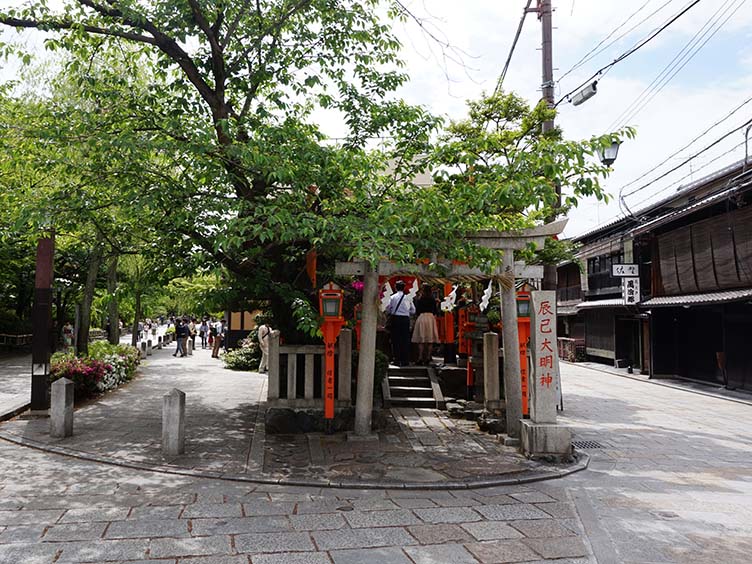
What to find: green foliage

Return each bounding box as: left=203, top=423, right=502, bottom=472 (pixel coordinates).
left=222, top=330, right=262, bottom=371
left=221, top=347, right=261, bottom=372
left=50, top=342, right=140, bottom=399
left=49, top=356, right=111, bottom=399
left=352, top=349, right=389, bottom=393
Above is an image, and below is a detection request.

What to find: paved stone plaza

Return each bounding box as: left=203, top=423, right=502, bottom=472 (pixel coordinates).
left=0, top=348, right=750, bottom=562
left=0, top=346, right=563, bottom=487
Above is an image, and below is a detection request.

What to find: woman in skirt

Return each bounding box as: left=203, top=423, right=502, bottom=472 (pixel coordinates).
left=412, top=283, right=439, bottom=365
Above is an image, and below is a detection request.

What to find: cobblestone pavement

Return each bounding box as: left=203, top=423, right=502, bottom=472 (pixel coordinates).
left=0, top=354, right=29, bottom=418
left=560, top=362, right=752, bottom=564
left=0, top=346, right=554, bottom=486
left=0, top=354, right=751, bottom=562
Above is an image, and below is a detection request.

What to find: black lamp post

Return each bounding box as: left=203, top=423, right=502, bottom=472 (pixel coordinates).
left=598, top=141, right=620, bottom=166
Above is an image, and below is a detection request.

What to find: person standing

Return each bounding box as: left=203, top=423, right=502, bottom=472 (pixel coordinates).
left=173, top=318, right=188, bottom=357
left=257, top=319, right=272, bottom=373
left=412, top=283, right=439, bottom=365
left=189, top=318, right=197, bottom=350
left=62, top=321, right=74, bottom=352
left=211, top=318, right=225, bottom=358
left=386, top=280, right=415, bottom=367
left=199, top=318, right=209, bottom=349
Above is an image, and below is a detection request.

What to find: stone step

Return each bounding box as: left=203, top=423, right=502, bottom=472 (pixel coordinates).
left=389, top=397, right=437, bottom=408
left=388, top=367, right=430, bottom=378
left=389, top=386, right=434, bottom=398
left=388, top=375, right=431, bottom=386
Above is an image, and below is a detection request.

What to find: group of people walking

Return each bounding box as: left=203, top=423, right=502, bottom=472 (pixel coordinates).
left=172, top=317, right=226, bottom=358
left=386, top=281, right=440, bottom=367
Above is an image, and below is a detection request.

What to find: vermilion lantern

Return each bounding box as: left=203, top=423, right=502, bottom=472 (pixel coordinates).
left=319, top=282, right=343, bottom=320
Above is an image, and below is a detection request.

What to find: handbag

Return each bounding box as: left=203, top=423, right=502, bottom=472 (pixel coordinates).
left=385, top=293, right=405, bottom=330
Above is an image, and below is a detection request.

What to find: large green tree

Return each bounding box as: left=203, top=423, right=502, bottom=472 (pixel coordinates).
left=0, top=2, right=631, bottom=342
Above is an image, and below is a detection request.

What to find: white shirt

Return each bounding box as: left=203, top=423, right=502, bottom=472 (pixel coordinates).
left=387, top=291, right=415, bottom=317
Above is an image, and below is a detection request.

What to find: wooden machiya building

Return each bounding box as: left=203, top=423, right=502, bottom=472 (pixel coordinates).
left=557, top=160, right=752, bottom=392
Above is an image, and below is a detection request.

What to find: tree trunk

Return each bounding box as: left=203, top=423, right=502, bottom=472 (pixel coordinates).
left=77, top=244, right=103, bottom=356
left=107, top=256, right=119, bottom=345
left=131, top=292, right=142, bottom=348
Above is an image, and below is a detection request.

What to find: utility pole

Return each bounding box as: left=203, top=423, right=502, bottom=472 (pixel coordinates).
left=531, top=0, right=559, bottom=290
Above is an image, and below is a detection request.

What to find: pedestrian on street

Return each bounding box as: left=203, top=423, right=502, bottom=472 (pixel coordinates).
left=173, top=318, right=188, bottom=357
left=257, top=317, right=272, bottom=373
left=199, top=319, right=209, bottom=349
left=189, top=318, right=197, bottom=350
left=211, top=319, right=225, bottom=358
left=62, top=321, right=74, bottom=352
left=386, top=280, right=415, bottom=367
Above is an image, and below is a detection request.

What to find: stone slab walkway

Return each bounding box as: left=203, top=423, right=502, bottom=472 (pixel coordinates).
left=0, top=354, right=30, bottom=421
left=0, top=345, right=576, bottom=489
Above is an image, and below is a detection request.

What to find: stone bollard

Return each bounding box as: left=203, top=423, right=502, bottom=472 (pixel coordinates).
left=186, top=338, right=193, bottom=356
left=162, top=388, right=186, bottom=456
left=50, top=378, right=74, bottom=438
left=140, top=341, right=147, bottom=359
left=157, top=335, right=163, bottom=350
left=146, top=339, right=153, bottom=356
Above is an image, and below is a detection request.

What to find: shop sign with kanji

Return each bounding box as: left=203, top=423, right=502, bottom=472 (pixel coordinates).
left=622, top=277, right=640, bottom=305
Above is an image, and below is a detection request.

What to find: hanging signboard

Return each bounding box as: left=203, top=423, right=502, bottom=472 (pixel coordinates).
left=612, top=263, right=639, bottom=277
left=622, top=277, right=640, bottom=305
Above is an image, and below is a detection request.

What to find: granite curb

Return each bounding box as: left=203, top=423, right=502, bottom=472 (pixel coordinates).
left=0, top=428, right=589, bottom=490
left=0, top=399, right=30, bottom=422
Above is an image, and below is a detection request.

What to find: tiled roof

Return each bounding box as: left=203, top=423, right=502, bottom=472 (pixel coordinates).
left=641, top=288, right=752, bottom=307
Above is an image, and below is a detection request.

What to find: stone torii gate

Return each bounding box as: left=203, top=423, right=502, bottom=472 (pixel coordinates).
left=335, top=219, right=567, bottom=437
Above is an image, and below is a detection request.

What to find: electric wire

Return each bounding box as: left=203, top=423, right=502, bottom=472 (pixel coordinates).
left=628, top=139, right=746, bottom=209
left=557, top=0, right=668, bottom=84
left=495, top=0, right=534, bottom=93
left=576, top=141, right=749, bottom=241
left=555, top=0, right=703, bottom=107
left=618, top=94, right=752, bottom=193
left=609, top=0, right=747, bottom=131
left=622, top=118, right=752, bottom=199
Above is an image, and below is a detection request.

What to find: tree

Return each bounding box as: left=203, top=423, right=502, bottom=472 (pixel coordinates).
left=0, top=1, right=440, bottom=332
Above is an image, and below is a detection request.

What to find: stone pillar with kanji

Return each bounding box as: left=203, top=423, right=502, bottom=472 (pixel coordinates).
left=520, top=291, right=572, bottom=460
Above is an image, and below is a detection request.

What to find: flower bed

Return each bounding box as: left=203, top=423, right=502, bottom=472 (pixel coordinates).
left=50, top=342, right=141, bottom=399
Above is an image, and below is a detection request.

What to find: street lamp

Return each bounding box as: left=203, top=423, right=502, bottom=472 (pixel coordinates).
left=598, top=141, right=620, bottom=166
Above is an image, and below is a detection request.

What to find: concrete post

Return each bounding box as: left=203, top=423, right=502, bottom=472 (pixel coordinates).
left=50, top=377, right=74, bottom=438
left=146, top=339, right=153, bottom=356
left=483, top=332, right=501, bottom=412
left=140, top=340, right=147, bottom=359
left=338, top=328, right=353, bottom=402
left=267, top=330, right=280, bottom=400
left=529, top=291, right=559, bottom=424
left=501, top=251, right=522, bottom=439
left=354, top=268, right=379, bottom=436
left=521, top=291, right=572, bottom=459
left=157, top=335, right=163, bottom=350
left=162, top=388, right=185, bottom=456
left=186, top=338, right=193, bottom=356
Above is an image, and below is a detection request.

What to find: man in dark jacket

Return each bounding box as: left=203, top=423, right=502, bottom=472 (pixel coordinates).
left=173, top=318, right=189, bottom=357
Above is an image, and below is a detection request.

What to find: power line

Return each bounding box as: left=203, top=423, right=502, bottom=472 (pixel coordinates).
left=495, top=0, right=534, bottom=93
left=618, top=95, right=752, bottom=194
left=627, top=139, right=746, bottom=209
left=557, top=0, right=668, bottom=84
left=623, top=118, right=752, bottom=199
left=609, top=0, right=747, bottom=131
left=556, top=0, right=703, bottom=107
